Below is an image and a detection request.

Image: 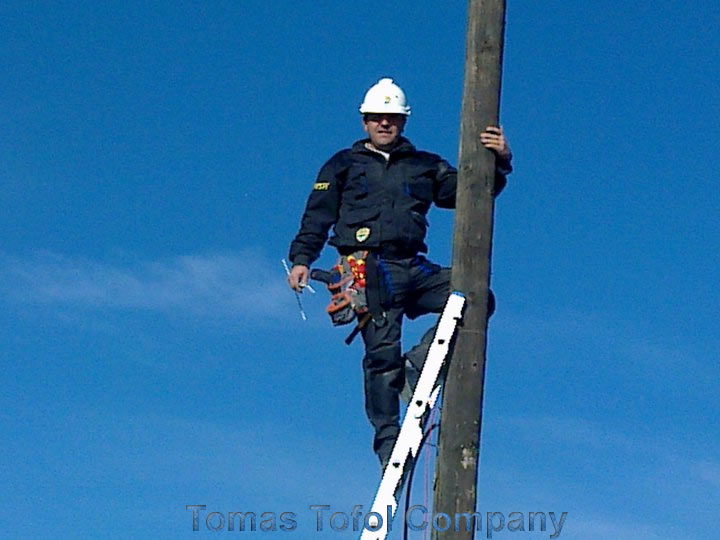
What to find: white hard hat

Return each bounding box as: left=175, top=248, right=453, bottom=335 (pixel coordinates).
left=359, top=78, right=411, bottom=116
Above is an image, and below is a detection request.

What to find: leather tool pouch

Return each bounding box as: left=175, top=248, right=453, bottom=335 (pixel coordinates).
left=323, top=250, right=369, bottom=326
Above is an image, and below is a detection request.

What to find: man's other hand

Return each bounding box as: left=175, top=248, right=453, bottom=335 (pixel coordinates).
left=288, top=264, right=309, bottom=292
left=480, top=126, right=511, bottom=160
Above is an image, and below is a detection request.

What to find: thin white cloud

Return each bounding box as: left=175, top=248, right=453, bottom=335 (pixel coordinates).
left=501, top=414, right=641, bottom=454
left=693, top=459, right=720, bottom=489
left=484, top=414, right=714, bottom=539
left=568, top=517, right=670, bottom=539
left=502, top=413, right=717, bottom=471
left=0, top=250, right=292, bottom=319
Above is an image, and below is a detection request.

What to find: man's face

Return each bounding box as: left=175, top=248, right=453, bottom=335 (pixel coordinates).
left=363, top=113, right=407, bottom=150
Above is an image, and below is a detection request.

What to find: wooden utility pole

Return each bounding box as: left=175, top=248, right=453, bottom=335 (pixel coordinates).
left=432, top=1, right=506, bottom=538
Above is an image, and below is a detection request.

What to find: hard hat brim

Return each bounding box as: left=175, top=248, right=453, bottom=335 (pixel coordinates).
left=358, top=106, right=411, bottom=116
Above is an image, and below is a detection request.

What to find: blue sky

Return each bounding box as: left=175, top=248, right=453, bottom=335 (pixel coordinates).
left=2, top=1, right=719, bottom=538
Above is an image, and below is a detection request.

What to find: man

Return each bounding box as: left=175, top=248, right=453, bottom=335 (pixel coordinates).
left=287, top=78, right=512, bottom=467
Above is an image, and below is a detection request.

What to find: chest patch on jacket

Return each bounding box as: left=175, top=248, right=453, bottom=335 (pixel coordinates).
left=314, top=182, right=330, bottom=190
left=356, top=227, right=371, bottom=242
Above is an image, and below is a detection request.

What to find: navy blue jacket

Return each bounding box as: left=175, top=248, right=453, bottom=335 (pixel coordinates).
left=289, top=137, right=511, bottom=267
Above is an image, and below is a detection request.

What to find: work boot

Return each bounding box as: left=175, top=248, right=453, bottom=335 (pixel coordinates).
left=377, top=437, right=396, bottom=471
left=400, top=356, right=421, bottom=404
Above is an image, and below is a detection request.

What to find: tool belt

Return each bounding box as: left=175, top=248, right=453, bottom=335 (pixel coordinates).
left=310, top=250, right=387, bottom=344
left=322, top=250, right=369, bottom=326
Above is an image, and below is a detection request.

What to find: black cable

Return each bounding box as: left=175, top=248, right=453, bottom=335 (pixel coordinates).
left=402, top=421, right=441, bottom=540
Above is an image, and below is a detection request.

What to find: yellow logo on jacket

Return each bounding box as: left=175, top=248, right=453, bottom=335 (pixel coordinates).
left=313, top=182, right=330, bottom=190
left=356, top=227, right=370, bottom=242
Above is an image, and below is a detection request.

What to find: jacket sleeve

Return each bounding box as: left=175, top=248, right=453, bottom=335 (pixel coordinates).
left=288, top=155, right=345, bottom=267
left=433, top=153, right=513, bottom=208
left=433, top=158, right=458, bottom=209
left=493, top=154, right=513, bottom=196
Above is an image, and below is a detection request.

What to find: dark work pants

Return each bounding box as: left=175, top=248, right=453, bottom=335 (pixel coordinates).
left=359, top=255, right=496, bottom=466
left=360, top=255, right=450, bottom=467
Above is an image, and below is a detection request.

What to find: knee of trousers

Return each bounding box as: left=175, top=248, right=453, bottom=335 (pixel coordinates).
left=363, top=342, right=403, bottom=373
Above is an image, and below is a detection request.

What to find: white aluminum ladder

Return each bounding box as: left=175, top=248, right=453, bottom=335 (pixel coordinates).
left=360, top=291, right=465, bottom=539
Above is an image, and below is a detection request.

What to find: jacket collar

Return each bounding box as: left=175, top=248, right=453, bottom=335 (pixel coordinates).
left=351, top=137, right=416, bottom=156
